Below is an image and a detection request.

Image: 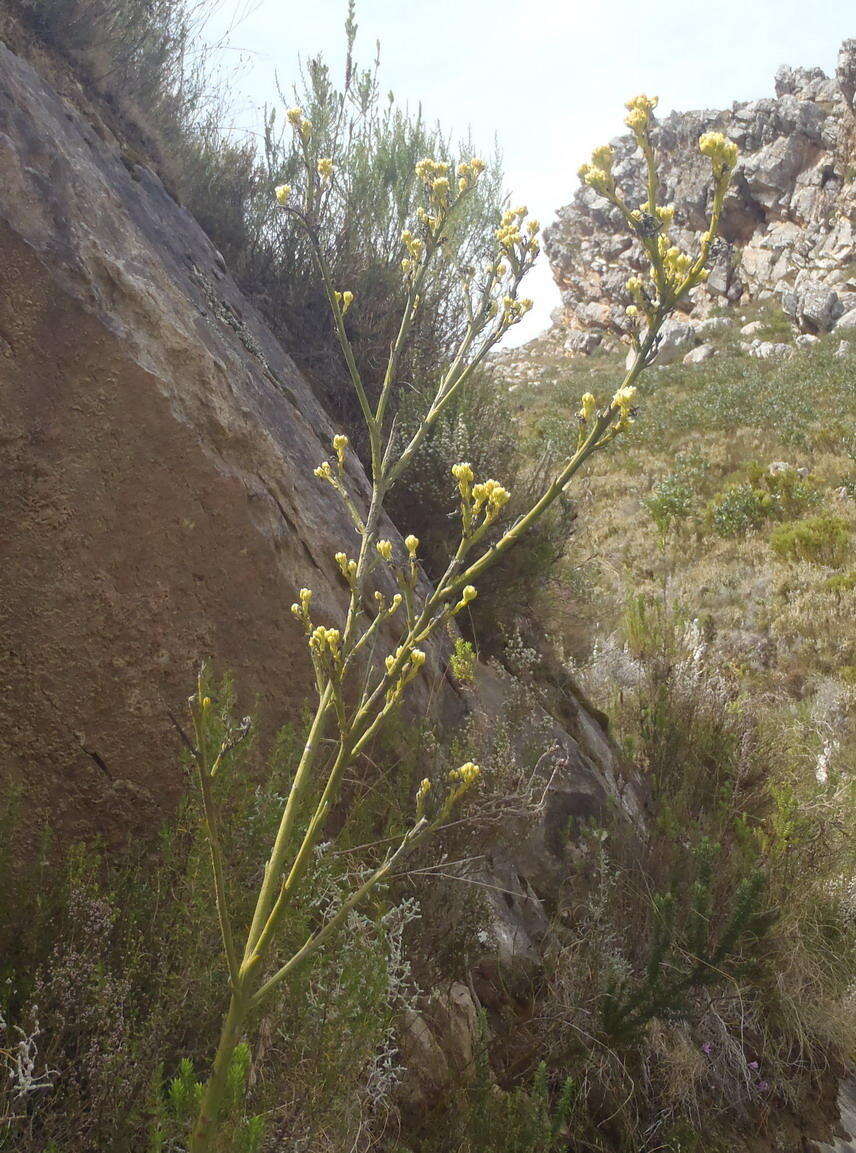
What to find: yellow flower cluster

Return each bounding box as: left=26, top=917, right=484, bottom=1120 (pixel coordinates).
left=310, top=625, right=341, bottom=660
left=274, top=183, right=291, bottom=205
left=286, top=106, right=313, bottom=141
left=578, top=144, right=616, bottom=196
left=452, top=462, right=511, bottom=534
left=334, top=291, right=354, bottom=315
left=415, top=776, right=432, bottom=817
left=313, top=461, right=334, bottom=481
left=578, top=391, right=598, bottom=423
left=384, top=646, right=426, bottom=678
left=449, top=760, right=480, bottom=786
left=456, top=157, right=486, bottom=192
left=317, top=157, right=334, bottom=181
left=611, top=384, right=637, bottom=430
left=495, top=206, right=539, bottom=257
left=334, top=551, right=357, bottom=582
left=375, top=539, right=393, bottom=562
left=405, top=534, right=419, bottom=557
left=659, top=239, right=693, bottom=287
left=472, top=478, right=511, bottom=519
left=400, top=228, right=425, bottom=276
left=624, top=93, right=658, bottom=138
left=501, top=295, right=534, bottom=329
left=415, top=157, right=450, bottom=185
left=698, top=131, right=739, bottom=172
left=332, top=433, right=349, bottom=464
left=451, top=461, right=475, bottom=497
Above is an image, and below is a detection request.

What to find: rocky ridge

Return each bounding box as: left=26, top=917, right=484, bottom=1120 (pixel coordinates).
left=544, top=39, right=856, bottom=356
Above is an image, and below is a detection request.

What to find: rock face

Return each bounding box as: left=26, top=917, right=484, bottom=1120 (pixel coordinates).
left=0, top=40, right=382, bottom=842
left=545, top=40, right=856, bottom=350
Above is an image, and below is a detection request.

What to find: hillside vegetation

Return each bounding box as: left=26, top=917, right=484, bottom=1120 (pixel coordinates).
left=0, top=2, right=853, bottom=1152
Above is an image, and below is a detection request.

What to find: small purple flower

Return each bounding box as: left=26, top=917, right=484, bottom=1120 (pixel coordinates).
left=757, top=1080, right=770, bottom=1092
left=748, top=1060, right=759, bottom=1071
left=701, top=1042, right=713, bottom=1055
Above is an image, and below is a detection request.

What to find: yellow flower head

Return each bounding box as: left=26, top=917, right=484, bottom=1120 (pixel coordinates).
left=449, top=761, right=480, bottom=786
left=415, top=158, right=450, bottom=184
left=274, top=183, right=291, bottom=205
left=579, top=392, right=597, bottom=423
left=341, top=291, right=354, bottom=314
left=431, top=176, right=451, bottom=201
left=332, top=433, right=349, bottom=464
left=611, top=384, right=638, bottom=428
left=286, top=106, right=303, bottom=126
left=461, top=585, right=477, bottom=605
left=376, top=539, right=394, bottom=562
left=405, top=534, right=419, bottom=557
left=698, top=131, right=739, bottom=170
left=410, top=649, right=426, bottom=670
left=317, top=157, right=334, bottom=180
left=415, top=775, right=432, bottom=817
left=591, top=144, right=614, bottom=174
left=578, top=162, right=613, bottom=196
left=314, top=461, right=334, bottom=481
left=452, top=461, right=475, bottom=492
left=625, top=93, right=658, bottom=116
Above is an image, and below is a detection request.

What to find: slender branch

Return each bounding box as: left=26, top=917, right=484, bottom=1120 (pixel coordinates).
left=250, top=818, right=429, bottom=1010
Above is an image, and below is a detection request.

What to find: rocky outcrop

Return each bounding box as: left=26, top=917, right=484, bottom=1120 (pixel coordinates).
left=545, top=40, right=856, bottom=352
left=0, top=39, right=387, bottom=842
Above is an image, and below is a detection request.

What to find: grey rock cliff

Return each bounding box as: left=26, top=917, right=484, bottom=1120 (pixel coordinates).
left=545, top=40, right=856, bottom=350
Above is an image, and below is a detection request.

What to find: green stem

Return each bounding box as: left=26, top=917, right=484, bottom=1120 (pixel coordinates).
left=189, top=989, right=249, bottom=1153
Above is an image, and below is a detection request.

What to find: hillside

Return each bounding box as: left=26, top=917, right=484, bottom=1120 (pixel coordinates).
left=0, top=8, right=853, bottom=1153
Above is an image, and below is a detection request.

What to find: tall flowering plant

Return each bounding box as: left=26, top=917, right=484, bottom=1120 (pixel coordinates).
left=185, top=97, right=738, bottom=1150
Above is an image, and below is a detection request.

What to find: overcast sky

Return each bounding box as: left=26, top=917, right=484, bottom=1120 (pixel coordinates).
left=203, top=1, right=853, bottom=344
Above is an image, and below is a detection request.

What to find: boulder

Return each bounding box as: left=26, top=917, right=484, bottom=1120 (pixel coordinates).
left=563, top=329, right=602, bottom=355
left=653, top=319, right=697, bottom=365
left=694, top=316, right=733, bottom=339
left=748, top=341, right=793, bottom=360
left=834, top=308, right=856, bottom=332
left=683, top=343, right=716, bottom=365
left=782, top=283, right=844, bottom=333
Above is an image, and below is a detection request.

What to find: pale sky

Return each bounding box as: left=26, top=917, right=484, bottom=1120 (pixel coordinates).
left=203, top=1, right=853, bottom=344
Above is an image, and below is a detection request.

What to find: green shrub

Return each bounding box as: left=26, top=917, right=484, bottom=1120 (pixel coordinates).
left=644, top=472, right=696, bottom=534
left=599, top=843, right=771, bottom=1043
left=708, top=482, right=773, bottom=536
left=769, top=514, right=851, bottom=567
